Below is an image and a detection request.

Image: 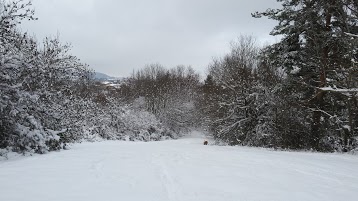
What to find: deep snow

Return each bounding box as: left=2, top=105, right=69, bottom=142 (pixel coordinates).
left=1, top=131, right=357, bottom=201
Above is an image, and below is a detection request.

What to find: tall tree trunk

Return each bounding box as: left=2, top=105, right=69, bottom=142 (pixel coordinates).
left=311, top=4, right=332, bottom=150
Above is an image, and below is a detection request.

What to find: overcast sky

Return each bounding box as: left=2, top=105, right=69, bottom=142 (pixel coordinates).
left=21, top=0, right=281, bottom=78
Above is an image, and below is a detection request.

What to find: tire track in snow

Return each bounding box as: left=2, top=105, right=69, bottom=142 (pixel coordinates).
left=151, top=153, right=183, bottom=201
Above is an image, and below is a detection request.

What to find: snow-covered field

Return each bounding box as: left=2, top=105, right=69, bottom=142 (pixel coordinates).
left=1, top=131, right=357, bottom=201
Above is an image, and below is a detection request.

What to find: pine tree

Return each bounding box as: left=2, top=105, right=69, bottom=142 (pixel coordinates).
left=253, top=0, right=358, bottom=151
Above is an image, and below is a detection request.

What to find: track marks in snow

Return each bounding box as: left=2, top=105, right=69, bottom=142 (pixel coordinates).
left=158, top=161, right=180, bottom=201
left=90, top=159, right=104, bottom=178
left=151, top=152, right=184, bottom=201
left=1, top=133, right=358, bottom=201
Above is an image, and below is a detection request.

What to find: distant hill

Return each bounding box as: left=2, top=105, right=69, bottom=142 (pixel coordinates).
left=93, top=72, right=122, bottom=81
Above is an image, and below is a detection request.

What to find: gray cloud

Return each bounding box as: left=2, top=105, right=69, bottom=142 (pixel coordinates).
left=21, top=0, right=281, bottom=77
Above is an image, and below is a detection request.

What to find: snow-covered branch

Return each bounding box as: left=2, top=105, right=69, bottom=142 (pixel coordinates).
left=319, top=87, right=358, bottom=93
left=345, top=32, right=358, bottom=38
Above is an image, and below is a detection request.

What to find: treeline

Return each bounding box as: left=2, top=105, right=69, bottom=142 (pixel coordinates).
left=199, top=0, right=358, bottom=152
left=120, top=64, right=200, bottom=134
left=0, top=0, right=175, bottom=156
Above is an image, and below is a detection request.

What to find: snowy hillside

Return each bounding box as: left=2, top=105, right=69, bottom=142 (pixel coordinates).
left=93, top=72, right=122, bottom=81
left=1, top=131, right=357, bottom=201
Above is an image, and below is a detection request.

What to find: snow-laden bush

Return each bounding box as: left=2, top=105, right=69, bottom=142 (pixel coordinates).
left=79, top=103, right=177, bottom=142
left=118, top=109, right=176, bottom=141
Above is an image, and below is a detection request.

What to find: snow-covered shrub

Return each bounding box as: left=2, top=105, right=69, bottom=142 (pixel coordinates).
left=118, top=109, right=176, bottom=141
left=81, top=101, right=176, bottom=142
left=0, top=0, right=93, bottom=153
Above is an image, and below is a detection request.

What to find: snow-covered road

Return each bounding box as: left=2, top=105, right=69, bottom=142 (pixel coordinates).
left=1, top=131, right=358, bottom=201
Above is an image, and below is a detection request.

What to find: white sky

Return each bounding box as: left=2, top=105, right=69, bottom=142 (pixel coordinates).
left=21, top=0, right=281, bottom=78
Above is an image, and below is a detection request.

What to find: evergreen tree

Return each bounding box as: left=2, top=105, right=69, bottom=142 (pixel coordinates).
left=253, top=0, right=358, bottom=151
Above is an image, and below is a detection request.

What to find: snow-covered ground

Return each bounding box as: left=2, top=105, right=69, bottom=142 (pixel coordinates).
left=1, top=131, right=357, bottom=201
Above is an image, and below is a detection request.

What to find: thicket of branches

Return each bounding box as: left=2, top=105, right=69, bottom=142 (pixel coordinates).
left=121, top=64, right=200, bottom=134
left=199, top=0, right=358, bottom=152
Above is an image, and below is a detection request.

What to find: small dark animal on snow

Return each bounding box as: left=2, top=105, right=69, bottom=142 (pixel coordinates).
left=203, top=140, right=208, bottom=145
